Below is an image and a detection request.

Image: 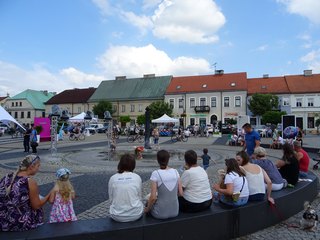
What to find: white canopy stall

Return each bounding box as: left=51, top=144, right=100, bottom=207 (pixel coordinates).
left=151, top=114, right=179, bottom=123
left=0, top=106, right=25, bottom=130
left=69, top=112, right=97, bottom=122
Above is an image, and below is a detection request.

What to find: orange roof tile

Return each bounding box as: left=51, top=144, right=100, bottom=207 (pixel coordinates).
left=166, top=72, right=247, bottom=94
left=247, top=76, right=289, bottom=95
left=285, top=74, right=320, bottom=93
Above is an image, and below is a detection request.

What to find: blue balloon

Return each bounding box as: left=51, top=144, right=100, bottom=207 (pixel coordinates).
left=283, top=126, right=298, bottom=139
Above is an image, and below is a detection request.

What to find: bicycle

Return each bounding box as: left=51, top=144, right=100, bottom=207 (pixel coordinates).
left=127, top=134, right=144, bottom=143
left=171, top=133, right=188, bottom=142
left=69, top=132, right=85, bottom=141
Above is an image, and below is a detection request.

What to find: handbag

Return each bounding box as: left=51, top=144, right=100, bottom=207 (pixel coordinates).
left=231, top=177, right=245, bottom=202
left=31, top=141, right=38, bottom=147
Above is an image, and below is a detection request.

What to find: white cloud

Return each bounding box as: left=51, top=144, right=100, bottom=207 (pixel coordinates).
left=91, top=0, right=114, bottom=16
left=143, top=0, right=162, bottom=9
left=60, top=67, right=105, bottom=84
left=97, top=44, right=211, bottom=78
left=0, top=61, right=103, bottom=96
left=120, top=11, right=153, bottom=35
left=152, top=0, right=225, bottom=43
left=300, top=49, right=320, bottom=72
left=277, top=0, right=320, bottom=24
left=256, top=45, right=269, bottom=51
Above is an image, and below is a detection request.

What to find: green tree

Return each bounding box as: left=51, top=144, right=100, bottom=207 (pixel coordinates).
left=92, top=100, right=113, bottom=119
left=261, top=111, right=286, bottom=125
left=136, top=114, right=146, bottom=125
left=119, top=115, right=131, bottom=125
left=149, top=101, right=173, bottom=120
left=248, top=94, right=279, bottom=116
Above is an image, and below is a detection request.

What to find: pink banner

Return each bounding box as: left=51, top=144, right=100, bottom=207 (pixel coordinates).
left=34, top=117, right=51, bottom=142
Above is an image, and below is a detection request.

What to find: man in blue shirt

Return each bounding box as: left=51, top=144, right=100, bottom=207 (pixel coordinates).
left=242, top=123, right=260, bottom=157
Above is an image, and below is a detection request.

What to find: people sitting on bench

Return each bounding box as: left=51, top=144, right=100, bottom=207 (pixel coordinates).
left=275, top=143, right=299, bottom=186
left=178, top=150, right=212, bottom=213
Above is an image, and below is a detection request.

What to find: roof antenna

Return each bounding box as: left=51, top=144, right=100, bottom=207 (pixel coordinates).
left=212, top=62, right=217, bottom=72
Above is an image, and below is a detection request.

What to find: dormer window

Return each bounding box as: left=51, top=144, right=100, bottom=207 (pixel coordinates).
left=230, top=83, right=236, bottom=87
left=261, top=85, right=267, bottom=89
left=176, top=85, right=181, bottom=89
left=202, top=84, right=207, bottom=88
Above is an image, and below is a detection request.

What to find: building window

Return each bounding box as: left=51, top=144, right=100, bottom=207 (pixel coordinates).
left=224, top=97, right=230, bottom=107
left=21, top=112, right=24, bottom=118
left=14, top=112, right=18, bottom=118
left=11, top=102, right=14, bottom=107
left=179, top=99, right=184, bottom=109
left=27, top=111, right=31, bottom=118
left=307, top=98, right=314, bottom=107
left=283, top=98, right=289, bottom=106
left=138, top=104, right=143, bottom=112
left=113, top=105, right=117, bottom=112
left=19, top=102, right=22, bottom=107
left=250, top=117, right=257, bottom=126
left=42, top=112, right=45, bottom=117
left=210, top=97, right=216, bottom=107
left=190, top=118, right=195, bottom=126
left=169, top=99, right=174, bottom=109
left=121, top=105, right=125, bottom=112
left=308, top=117, right=315, bottom=128
left=190, top=98, right=195, bottom=108
left=235, top=96, right=241, bottom=107
left=78, top=107, right=81, bottom=113
left=130, top=104, right=135, bottom=112
left=15, top=102, right=18, bottom=106
left=296, top=98, right=302, bottom=107
left=200, top=97, right=206, bottom=106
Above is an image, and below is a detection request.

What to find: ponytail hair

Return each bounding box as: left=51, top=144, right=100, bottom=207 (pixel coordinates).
left=5, top=155, right=40, bottom=196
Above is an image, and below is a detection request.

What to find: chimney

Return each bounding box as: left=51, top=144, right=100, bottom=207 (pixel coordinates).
left=115, top=76, right=126, bottom=80
left=215, top=70, right=224, bottom=75
left=43, top=90, right=48, bottom=96
left=263, top=74, right=269, bottom=78
left=143, top=74, right=156, bottom=78
left=303, top=70, right=312, bottom=76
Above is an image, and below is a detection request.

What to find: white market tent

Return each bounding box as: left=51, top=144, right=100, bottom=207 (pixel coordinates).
left=151, top=114, right=179, bottom=123
left=69, top=112, right=97, bottom=122
left=0, top=106, right=25, bottom=130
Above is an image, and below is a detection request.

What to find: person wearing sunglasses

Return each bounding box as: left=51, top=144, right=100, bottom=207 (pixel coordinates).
left=0, top=155, right=50, bottom=231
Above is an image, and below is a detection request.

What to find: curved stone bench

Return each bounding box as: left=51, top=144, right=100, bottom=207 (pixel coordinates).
left=1, top=172, right=318, bottom=240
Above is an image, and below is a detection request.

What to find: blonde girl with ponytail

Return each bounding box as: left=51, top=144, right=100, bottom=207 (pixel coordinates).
left=49, top=168, right=77, bottom=223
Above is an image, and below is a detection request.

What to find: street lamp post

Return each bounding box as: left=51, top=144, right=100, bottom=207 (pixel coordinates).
left=50, top=106, right=69, bottom=156
left=104, top=111, right=113, bottom=160
left=144, top=106, right=151, bottom=149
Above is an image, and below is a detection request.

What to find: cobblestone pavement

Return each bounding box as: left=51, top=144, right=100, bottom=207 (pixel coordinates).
left=0, top=133, right=319, bottom=239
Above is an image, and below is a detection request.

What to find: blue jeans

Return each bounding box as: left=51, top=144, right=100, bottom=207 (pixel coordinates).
left=213, top=192, right=248, bottom=207
left=249, top=193, right=265, bottom=201
left=299, top=171, right=308, bottom=178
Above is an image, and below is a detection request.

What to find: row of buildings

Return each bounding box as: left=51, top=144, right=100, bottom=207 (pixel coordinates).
left=1, top=70, right=320, bottom=131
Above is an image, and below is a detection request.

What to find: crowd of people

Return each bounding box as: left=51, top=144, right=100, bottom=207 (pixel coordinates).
left=0, top=123, right=311, bottom=231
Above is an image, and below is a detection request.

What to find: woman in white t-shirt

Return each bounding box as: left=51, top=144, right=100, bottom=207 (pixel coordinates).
left=213, top=158, right=249, bottom=207
left=179, top=150, right=212, bottom=213
left=145, top=150, right=183, bottom=219
left=108, top=154, right=144, bottom=222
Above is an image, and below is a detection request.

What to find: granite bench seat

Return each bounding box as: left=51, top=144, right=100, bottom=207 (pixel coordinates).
left=1, top=172, right=318, bottom=240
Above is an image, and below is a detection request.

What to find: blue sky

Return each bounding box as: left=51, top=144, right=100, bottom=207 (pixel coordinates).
left=0, top=0, right=320, bottom=96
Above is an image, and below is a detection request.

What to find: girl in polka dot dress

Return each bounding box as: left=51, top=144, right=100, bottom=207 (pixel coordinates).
left=49, top=168, right=77, bottom=223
